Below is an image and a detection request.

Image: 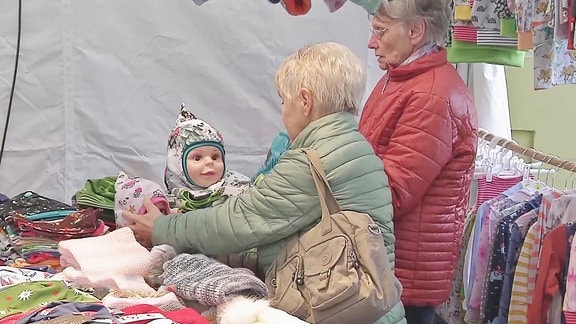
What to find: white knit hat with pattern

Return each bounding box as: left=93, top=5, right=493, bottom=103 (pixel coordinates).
left=164, top=104, right=225, bottom=191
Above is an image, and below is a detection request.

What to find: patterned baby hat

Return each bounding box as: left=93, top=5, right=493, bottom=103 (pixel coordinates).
left=165, top=104, right=226, bottom=191
left=114, top=171, right=170, bottom=228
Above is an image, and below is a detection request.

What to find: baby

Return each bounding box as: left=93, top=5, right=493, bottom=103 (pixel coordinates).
left=164, top=104, right=250, bottom=212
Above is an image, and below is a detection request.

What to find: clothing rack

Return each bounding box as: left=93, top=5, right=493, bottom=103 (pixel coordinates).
left=478, top=129, right=576, bottom=173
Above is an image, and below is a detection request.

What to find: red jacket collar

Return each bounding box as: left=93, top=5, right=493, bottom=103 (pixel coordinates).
left=387, top=48, right=448, bottom=81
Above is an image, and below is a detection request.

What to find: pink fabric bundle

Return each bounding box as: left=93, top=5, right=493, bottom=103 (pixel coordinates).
left=57, top=227, right=153, bottom=292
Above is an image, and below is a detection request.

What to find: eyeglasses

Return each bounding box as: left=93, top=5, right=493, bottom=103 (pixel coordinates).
left=370, top=20, right=403, bottom=38
left=370, top=26, right=390, bottom=37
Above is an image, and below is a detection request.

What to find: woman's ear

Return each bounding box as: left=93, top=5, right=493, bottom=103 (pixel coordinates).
left=408, top=18, right=426, bottom=45
left=299, top=88, right=314, bottom=117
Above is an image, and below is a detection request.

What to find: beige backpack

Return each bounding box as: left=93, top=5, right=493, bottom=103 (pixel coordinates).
left=265, top=149, right=402, bottom=323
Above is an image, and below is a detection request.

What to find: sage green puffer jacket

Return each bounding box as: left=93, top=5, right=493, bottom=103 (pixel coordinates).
left=152, top=112, right=406, bottom=323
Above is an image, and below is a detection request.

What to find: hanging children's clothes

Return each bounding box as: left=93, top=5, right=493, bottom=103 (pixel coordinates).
left=507, top=191, right=564, bottom=323
left=563, top=222, right=576, bottom=323
left=534, top=38, right=576, bottom=89
left=495, top=209, right=539, bottom=323
left=527, top=224, right=569, bottom=324
left=471, top=0, right=514, bottom=29
left=530, top=0, right=576, bottom=89
left=447, top=0, right=527, bottom=67
left=449, top=0, right=576, bottom=88
left=475, top=174, right=525, bottom=211
left=506, top=193, right=576, bottom=323
left=482, top=195, right=542, bottom=323
left=508, top=219, right=540, bottom=323
left=464, top=183, right=531, bottom=323
left=559, top=222, right=576, bottom=324
left=449, top=131, right=576, bottom=323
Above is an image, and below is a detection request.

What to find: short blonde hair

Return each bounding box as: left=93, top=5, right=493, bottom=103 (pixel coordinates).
left=275, top=42, right=366, bottom=116
left=375, top=0, right=451, bottom=46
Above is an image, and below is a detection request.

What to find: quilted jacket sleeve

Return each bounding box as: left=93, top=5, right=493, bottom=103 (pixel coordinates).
left=151, top=152, right=320, bottom=256
left=382, top=92, right=453, bottom=217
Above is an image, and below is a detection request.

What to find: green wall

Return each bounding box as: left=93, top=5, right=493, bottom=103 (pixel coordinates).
left=506, top=57, right=576, bottom=187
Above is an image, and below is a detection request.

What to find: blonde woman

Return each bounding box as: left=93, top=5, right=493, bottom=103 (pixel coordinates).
left=127, top=42, right=406, bottom=324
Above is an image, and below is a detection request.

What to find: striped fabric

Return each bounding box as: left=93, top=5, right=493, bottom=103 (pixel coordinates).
left=453, top=25, right=478, bottom=42
left=567, top=312, right=576, bottom=324
left=476, top=175, right=523, bottom=211
left=477, top=29, right=518, bottom=47
left=507, top=222, right=538, bottom=323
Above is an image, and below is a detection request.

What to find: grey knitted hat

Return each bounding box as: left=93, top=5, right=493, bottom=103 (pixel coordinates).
left=160, top=253, right=268, bottom=306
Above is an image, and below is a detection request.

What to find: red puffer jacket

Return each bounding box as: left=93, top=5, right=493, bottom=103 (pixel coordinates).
left=359, top=48, right=478, bottom=306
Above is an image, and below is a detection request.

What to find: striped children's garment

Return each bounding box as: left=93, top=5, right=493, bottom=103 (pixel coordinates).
left=507, top=222, right=538, bottom=323
left=475, top=175, right=523, bottom=211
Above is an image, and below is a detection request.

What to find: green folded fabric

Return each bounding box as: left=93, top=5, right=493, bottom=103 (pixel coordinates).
left=500, top=18, right=518, bottom=39
left=75, top=176, right=117, bottom=210
left=446, top=40, right=526, bottom=67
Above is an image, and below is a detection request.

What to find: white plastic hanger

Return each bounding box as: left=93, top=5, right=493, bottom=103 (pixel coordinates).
left=550, top=160, right=569, bottom=190
left=485, top=136, right=505, bottom=182
left=565, top=165, right=576, bottom=190
left=520, top=151, right=552, bottom=196
left=496, top=140, right=523, bottom=178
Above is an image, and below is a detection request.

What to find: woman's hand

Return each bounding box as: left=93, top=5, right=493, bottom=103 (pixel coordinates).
left=123, top=198, right=165, bottom=248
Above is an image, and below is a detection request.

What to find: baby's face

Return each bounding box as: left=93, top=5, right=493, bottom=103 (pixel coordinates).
left=185, top=146, right=225, bottom=188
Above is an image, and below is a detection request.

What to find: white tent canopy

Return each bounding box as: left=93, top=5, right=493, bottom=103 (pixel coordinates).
left=0, top=0, right=509, bottom=203
left=0, top=0, right=383, bottom=202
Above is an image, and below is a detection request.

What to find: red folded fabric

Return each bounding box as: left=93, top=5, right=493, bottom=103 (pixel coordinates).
left=121, top=304, right=209, bottom=324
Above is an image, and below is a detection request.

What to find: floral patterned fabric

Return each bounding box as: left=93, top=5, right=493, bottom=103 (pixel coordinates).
left=0, top=280, right=98, bottom=319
